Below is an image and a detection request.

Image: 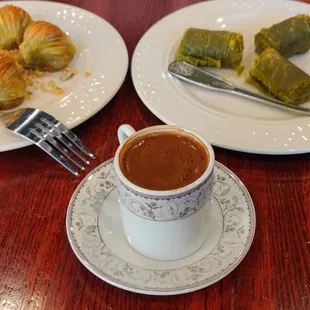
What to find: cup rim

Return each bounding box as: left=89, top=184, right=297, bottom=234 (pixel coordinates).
left=114, top=125, right=215, bottom=197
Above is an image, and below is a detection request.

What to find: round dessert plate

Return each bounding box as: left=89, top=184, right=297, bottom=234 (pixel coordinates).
left=131, top=0, right=310, bottom=154
left=0, top=1, right=128, bottom=151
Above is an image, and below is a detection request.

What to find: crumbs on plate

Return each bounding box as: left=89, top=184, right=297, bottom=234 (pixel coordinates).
left=26, top=90, right=33, bottom=99
left=60, top=66, right=77, bottom=81
left=40, top=80, right=64, bottom=95
left=0, top=48, right=91, bottom=99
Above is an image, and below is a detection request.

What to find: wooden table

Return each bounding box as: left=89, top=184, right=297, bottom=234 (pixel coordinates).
left=1, top=0, right=310, bottom=309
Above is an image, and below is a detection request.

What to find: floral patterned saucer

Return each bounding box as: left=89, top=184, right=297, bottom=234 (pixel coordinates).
left=66, top=159, right=256, bottom=295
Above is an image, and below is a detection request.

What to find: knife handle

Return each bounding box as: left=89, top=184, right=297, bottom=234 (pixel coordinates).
left=168, top=61, right=234, bottom=91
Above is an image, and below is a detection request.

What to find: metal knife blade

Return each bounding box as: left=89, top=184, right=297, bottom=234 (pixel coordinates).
left=168, top=60, right=310, bottom=116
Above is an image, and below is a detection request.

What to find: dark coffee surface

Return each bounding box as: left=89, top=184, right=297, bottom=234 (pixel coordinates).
left=119, top=131, right=209, bottom=190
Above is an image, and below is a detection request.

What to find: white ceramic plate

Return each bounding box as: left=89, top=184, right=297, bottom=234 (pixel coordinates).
left=132, top=0, right=310, bottom=154
left=0, top=1, right=128, bottom=152
left=66, top=159, right=256, bottom=295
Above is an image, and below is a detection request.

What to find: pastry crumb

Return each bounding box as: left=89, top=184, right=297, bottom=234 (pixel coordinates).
left=24, top=69, right=48, bottom=87
left=66, top=67, right=77, bottom=75
left=60, top=66, right=77, bottom=81
left=52, top=87, right=65, bottom=95
left=39, top=81, right=64, bottom=95
left=84, top=71, right=90, bottom=77
left=40, top=83, right=47, bottom=91
left=47, top=80, right=56, bottom=88
left=26, top=90, right=33, bottom=99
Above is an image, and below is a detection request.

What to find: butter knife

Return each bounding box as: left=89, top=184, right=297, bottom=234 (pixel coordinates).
left=168, top=60, right=310, bottom=116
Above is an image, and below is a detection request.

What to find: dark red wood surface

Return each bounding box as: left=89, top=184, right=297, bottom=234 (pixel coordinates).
left=1, top=0, right=310, bottom=309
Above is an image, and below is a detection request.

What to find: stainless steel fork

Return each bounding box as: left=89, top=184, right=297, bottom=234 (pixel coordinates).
left=0, top=108, right=95, bottom=176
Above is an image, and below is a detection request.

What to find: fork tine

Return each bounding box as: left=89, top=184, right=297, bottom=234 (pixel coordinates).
left=27, top=131, right=79, bottom=176
left=41, top=117, right=96, bottom=159
left=55, top=134, right=91, bottom=165
left=33, top=124, right=86, bottom=171
left=38, top=120, right=91, bottom=165
left=2, top=108, right=95, bottom=175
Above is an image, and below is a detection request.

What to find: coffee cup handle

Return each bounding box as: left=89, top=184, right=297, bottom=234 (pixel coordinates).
left=117, top=124, right=136, bottom=144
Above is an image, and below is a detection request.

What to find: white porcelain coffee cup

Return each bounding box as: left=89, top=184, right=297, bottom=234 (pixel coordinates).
left=114, top=124, right=215, bottom=261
